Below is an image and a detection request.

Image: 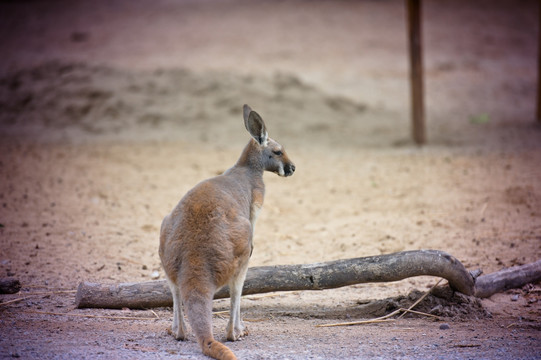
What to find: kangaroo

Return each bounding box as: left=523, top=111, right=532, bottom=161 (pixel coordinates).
left=159, top=104, right=295, bottom=360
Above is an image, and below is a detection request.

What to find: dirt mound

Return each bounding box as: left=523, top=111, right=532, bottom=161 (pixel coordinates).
left=402, top=287, right=490, bottom=320
left=317, top=286, right=491, bottom=322
left=0, top=62, right=373, bottom=146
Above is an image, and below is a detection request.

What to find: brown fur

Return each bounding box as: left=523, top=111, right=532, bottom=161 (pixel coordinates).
left=159, top=105, right=295, bottom=360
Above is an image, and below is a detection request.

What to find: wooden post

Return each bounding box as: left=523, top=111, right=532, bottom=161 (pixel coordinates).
left=537, top=0, right=541, bottom=123
left=407, top=0, right=426, bottom=144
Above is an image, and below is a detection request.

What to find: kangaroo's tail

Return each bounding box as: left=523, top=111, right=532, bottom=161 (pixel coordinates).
left=184, top=290, right=237, bottom=360
left=201, top=340, right=237, bottom=360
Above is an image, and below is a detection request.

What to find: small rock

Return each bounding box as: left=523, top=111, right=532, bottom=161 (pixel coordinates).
left=150, top=271, right=160, bottom=280
left=430, top=305, right=443, bottom=315
left=511, top=294, right=519, bottom=302
left=439, top=323, right=450, bottom=330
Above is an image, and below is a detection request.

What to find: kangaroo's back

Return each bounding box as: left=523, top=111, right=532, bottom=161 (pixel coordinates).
left=160, top=175, right=254, bottom=288
left=159, top=105, right=295, bottom=360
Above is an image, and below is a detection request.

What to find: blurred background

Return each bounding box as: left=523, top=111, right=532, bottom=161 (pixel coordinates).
left=0, top=0, right=538, bottom=148
left=1, top=1, right=540, bottom=358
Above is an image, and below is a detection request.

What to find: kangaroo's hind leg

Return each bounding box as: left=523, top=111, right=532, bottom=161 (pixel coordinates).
left=226, top=258, right=250, bottom=341
left=166, top=277, right=188, bottom=340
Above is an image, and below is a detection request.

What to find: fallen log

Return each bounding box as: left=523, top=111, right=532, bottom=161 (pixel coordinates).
left=474, top=259, right=541, bottom=298
left=76, top=250, right=476, bottom=309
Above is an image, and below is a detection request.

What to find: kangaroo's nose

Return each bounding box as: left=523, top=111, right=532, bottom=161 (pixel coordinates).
left=286, top=164, right=296, bottom=176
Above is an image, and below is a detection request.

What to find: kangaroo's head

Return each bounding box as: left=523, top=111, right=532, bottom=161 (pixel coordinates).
left=243, top=104, right=295, bottom=177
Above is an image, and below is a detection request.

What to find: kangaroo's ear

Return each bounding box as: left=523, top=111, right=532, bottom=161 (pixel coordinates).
left=243, top=104, right=252, bottom=122
left=243, top=105, right=268, bottom=147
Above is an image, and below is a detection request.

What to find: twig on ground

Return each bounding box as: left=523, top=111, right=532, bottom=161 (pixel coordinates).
left=23, top=310, right=159, bottom=321
left=397, top=308, right=441, bottom=320
left=20, top=290, right=77, bottom=296
left=0, top=297, right=27, bottom=306
left=23, top=285, right=76, bottom=291
left=317, top=318, right=395, bottom=328
left=0, top=290, right=77, bottom=307
left=245, top=292, right=298, bottom=300
left=213, top=310, right=230, bottom=316
left=149, top=309, right=160, bottom=319
left=397, top=279, right=442, bottom=320
left=316, top=279, right=443, bottom=328
left=212, top=310, right=230, bottom=320
left=244, top=316, right=275, bottom=323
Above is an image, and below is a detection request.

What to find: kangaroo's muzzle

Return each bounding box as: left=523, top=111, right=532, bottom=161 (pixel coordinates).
left=284, top=163, right=295, bottom=177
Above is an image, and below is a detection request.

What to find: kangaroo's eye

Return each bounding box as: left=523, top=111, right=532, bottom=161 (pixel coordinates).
left=272, top=150, right=283, bottom=156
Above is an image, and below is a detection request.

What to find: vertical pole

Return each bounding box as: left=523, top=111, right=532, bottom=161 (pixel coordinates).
left=537, top=0, right=541, bottom=123
left=407, top=0, right=426, bottom=144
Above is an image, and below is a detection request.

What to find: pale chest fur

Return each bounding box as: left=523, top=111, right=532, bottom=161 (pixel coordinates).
left=250, top=189, right=264, bottom=230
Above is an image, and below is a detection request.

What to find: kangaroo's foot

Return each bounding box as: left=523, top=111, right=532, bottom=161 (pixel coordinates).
left=226, top=323, right=249, bottom=341
left=167, top=325, right=187, bottom=341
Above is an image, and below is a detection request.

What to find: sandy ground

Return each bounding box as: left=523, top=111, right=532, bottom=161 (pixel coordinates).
left=0, top=0, right=540, bottom=359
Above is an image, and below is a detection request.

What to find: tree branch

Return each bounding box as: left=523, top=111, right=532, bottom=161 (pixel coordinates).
left=76, top=250, right=476, bottom=309
left=474, top=259, right=541, bottom=298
